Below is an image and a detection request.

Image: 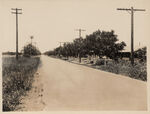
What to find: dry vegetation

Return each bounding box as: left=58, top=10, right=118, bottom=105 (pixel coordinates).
left=94, top=59, right=147, bottom=81
left=65, top=57, right=147, bottom=81
left=2, top=56, right=40, bottom=111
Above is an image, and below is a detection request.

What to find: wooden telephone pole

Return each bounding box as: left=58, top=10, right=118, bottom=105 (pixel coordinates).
left=75, top=29, right=86, bottom=63
left=30, top=36, right=34, bottom=56
left=117, top=7, right=145, bottom=65
left=59, top=42, right=70, bottom=47
left=59, top=42, right=65, bottom=47
left=58, top=42, right=70, bottom=57
left=75, top=29, right=86, bottom=38
left=11, top=8, right=22, bottom=60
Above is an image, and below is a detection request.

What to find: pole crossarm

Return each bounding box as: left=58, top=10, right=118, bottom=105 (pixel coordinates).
left=11, top=12, right=22, bottom=14
left=75, top=29, right=86, bottom=31
left=117, top=8, right=146, bottom=12
left=75, top=28, right=86, bottom=38
left=117, top=8, right=131, bottom=10
left=134, top=9, right=146, bottom=11
left=11, top=8, right=22, bottom=14
left=11, top=8, right=22, bottom=10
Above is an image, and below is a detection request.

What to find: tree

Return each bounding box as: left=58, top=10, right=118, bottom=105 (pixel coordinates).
left=84, top=30, right=102, bottom=56
left=44, top=29, right=126, bottom=61
left=135, top=47, right=146, bottom=62
left=44, top=50, right=55, bottom=56
left=84, top=30, right=126, bottom=60
left=73, top=37, right=85, bottom=62
left=23, top=44, right=41, bottom=57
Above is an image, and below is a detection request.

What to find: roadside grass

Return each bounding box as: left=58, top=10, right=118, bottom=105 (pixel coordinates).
left=94, top=59, right=147, bottom=81
left=57, top=56, right=147, bottom=81
left=2, top=56, right=41, bottom=111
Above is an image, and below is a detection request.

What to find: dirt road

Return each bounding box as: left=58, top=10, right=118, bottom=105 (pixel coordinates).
left=18, top=55, right=147, bottom=111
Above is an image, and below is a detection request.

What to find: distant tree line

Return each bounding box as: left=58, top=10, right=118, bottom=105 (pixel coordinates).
left=44, top=30, right=126, bottom=61
left=2, top=52, right=22, bottom=55
left=2, top=44, right=41, bottom=57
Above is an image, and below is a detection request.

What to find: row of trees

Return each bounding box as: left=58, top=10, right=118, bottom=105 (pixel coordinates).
left=45, top=30, right=126, bottom=62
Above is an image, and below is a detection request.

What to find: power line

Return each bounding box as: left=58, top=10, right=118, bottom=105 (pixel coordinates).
left=117, top=7, right=145, bottom=65
left=11, top=8, right=22, bottom=60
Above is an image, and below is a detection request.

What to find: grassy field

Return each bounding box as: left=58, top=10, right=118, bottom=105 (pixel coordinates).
left=2, top=56, right=41, bottom=111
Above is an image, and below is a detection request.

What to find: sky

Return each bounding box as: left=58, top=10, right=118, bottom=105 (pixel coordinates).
left=1, top=0, right=150, bottom=53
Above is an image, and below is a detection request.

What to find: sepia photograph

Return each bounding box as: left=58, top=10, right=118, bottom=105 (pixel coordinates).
left=1, top=0, right=149, bottom=112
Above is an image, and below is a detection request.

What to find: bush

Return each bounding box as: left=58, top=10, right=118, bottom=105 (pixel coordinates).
left=95, top=59, right=105, bottom=65
left=23, top=44, right=41, bottom=56
left=90, top=60, right=94, bottom=64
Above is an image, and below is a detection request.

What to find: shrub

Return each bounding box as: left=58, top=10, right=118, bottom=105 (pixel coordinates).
left=23, top=44, right=41, bottom=56
left=90, top=60, right=94, bottom=64
left=95, top=59, right=105, bottom=65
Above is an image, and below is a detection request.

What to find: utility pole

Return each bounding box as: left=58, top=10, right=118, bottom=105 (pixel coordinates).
left=59, top=42, right=64, bottom=47
left=11, top=8, right=22, bottom=60
left=30, top=36, right=34, bottom=45
left=59, top=42, right=70, bottom=47
left=34, top=42, right=37, bottom=48
left=75, top=29, right=86, bottom=38
left=117, top=7, right=145, bottom=65
left=30, top=36, right=34, bottom=56
left=58, top=42, right=69, bottom=57
left=75, top=29, right=86, bottom=63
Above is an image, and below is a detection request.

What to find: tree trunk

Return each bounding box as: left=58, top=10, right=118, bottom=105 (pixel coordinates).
left=78, top=53, right=81, bottom=63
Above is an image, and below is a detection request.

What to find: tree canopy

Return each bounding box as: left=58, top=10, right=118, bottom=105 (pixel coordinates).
left=23, top=44, right=41, bottom=57
left=45, top=30, right=126, bottom=60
